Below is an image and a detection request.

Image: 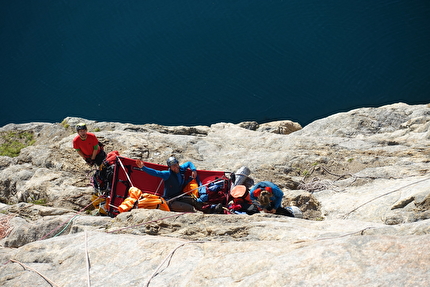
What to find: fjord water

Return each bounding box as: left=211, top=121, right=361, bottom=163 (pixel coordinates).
left=1, top=1, right=429, bottom=127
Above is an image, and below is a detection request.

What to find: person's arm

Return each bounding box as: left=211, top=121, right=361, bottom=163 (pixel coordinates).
left=250, top=189, right=257, bottom=202
left=181, top=161, right=197, bottom=178
left=90, top=144, right=99, bottom=161
left=270, top=187, right=284, bottom=210
left=76, top=149, right=87, bottom=161
left=136, top=160, right=170, bottom=180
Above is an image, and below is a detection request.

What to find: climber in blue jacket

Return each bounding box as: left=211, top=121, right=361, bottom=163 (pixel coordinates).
left=136, top=156, right=198, bottom=212
left=249, top=181, right=294, bottom=217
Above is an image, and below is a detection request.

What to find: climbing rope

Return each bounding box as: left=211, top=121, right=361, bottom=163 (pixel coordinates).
left=155, top=178, right=163, bottom=196
left=144, top=241, right=205, bottom=287
left=117, top=156, right=134, bottom=187
left=343, top=176, right=430, bottom=218
left=53, top=214, right=80, bottom=237
left=39, top=195, right=103, bottom=241
left=9, top=259, right=61, bottom=287
left=84, top=231, right=91, bottom=287
left=298, top=177, right=334, bottom=193
left=297, top=165, right=355, bottom=193
left=0, top=214, right=14, bottom=240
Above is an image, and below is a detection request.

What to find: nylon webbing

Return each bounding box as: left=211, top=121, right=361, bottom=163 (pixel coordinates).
left=117, top=157, right=135, bottom=187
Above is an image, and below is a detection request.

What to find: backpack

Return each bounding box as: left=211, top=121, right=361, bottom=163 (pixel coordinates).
left=229, top=184, right=253, bottom=212
left=230, top=185, right=251, bottom=205
left=202, top=176, right=230, bottom=205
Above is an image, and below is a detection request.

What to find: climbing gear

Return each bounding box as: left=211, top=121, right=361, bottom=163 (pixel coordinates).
left=117, top=156, right=135, bottom=187
left=106, top=156, right=230, bottom=217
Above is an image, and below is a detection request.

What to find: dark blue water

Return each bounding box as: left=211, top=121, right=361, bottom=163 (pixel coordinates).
left=1, top=1, right=429, bottom=127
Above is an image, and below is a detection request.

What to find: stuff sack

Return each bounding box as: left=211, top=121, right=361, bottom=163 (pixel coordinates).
left=104, top=150, right=119, bottom=165
left=230, top=185, right=251, bottom=205
left=118, top=186, right=142, bottom=212
left=182, top=178, right=199, bottom=198
left=118, top=187, right=170, bottom=213
left=228, top=184, right=252, bottom=212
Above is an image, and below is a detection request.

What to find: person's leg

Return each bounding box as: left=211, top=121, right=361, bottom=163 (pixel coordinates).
left=169, top=198, right=195, bottom=212
left=246, top=204, right=260, bottom=215
left=95, top=150, right=107, bottom=166
left=180, top=195, right=206, bottom=210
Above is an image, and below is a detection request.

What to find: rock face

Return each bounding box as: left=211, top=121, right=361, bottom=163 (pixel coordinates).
left=1, top=102, right=430, bottom=286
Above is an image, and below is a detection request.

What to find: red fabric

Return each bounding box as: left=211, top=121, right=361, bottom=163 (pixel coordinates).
left=253, top=188, right=262, bottom=197
left=254, top=186, right=272, bottom=198
left=105, top=151, right=120, bottom=165
left=73, top=132, right=99, bottom=157
left=202, top=175, right=230, bottom=205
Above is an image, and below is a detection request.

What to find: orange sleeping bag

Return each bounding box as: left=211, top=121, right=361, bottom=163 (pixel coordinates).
left=118, top=187, right=170, bottom=212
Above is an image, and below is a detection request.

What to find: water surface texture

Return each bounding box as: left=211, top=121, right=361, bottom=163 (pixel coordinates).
left=1, top=1, right=429, bottom=127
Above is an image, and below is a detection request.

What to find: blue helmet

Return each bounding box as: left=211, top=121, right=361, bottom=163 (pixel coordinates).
left=166, top=156, right=179, bottom=166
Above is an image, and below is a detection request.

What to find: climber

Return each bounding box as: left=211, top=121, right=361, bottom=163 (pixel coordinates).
left=73, top=123, right=106, bottom=167
left=248, top=181, right=295, bottom=217
left=136, top=156, right=199, bottom=212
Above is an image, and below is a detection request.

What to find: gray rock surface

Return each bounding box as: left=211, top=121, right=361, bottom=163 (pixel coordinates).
left=1, top=102, right=429, bottom=286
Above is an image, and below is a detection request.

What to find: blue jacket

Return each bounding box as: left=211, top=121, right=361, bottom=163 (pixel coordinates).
left=140, top=161, right=196, bottom=200
left=250, top=181, right=284, bottom=210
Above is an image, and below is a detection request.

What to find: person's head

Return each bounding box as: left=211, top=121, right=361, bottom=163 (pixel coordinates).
left=76, top=123, right=88, bottom=139
left=167, top=156, right=180, bottom=173
left=254, top=186, right=273, bottom=207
